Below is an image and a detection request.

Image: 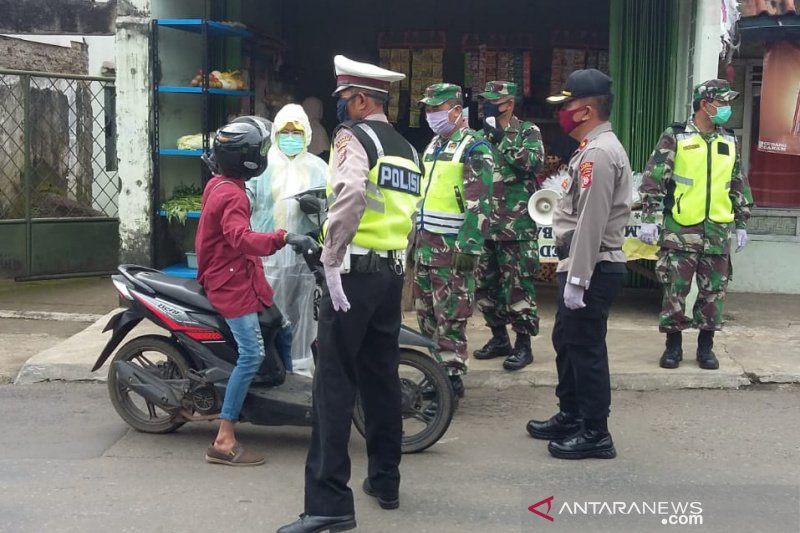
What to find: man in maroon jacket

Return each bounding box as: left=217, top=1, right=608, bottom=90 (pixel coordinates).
left=196, top=117, right=319, bottom=466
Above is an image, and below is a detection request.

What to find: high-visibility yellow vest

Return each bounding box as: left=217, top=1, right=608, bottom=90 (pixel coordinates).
left=417, top=133, right=475, bottom=235
left=671, top=129, right=736, bottom=226
left=325, top=121, right=423, bottom=251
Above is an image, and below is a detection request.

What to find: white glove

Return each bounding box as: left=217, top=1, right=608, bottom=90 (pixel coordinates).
left=563, top=282, right=586, bottom=310
left=736, top=229, right=748, bottom=253
left=639, top=223, right=659, bottom=245
left=324, top=266, right=350, bottom=312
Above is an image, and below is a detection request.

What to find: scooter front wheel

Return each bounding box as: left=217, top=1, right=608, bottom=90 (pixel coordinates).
left=353, top=349, right=455, bottom=454
left=108, top=335, right=191, bottom=434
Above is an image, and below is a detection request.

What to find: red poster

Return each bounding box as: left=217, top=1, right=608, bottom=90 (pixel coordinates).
left=759, top=41, right=800, bottom=156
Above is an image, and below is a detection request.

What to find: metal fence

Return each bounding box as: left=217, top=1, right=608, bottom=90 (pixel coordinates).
left=0, top=69, right=119, bottom=278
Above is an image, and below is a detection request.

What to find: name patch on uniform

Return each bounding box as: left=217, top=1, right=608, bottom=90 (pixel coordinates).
left=717, top=143, right=730, bottom=155
left=579, top=161, right=594, bottom=188
left=378, top=163, right=421, bottom=195
left=683, top=143, right=700, bottom=150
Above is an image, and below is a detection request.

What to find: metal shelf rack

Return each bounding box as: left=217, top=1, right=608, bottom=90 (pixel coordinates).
left=151, top=16, right=257, bottom=272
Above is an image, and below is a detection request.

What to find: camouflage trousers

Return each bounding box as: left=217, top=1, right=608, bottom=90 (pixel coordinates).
left=414, top=264, right=475, bottom=375
left=655, top=249, right=730, bottom=333
left=475, top=240, right=540, bottom=336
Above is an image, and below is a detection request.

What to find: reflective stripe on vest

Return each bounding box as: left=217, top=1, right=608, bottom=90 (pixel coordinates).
left=325, top=123, right=422, bottom=251
left=671, top=131, right=735, bottom=226
left=417, top=135, right=472, bottom=235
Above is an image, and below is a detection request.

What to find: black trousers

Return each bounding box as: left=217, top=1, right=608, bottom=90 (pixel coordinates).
left=304, top=261, right=404, bottom=516
left=553, top=263, right=624, bottom=422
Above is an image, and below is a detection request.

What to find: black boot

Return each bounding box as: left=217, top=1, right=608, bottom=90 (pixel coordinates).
left=423, top=374, right=463, bottom=419
left=697, top=329, right=719, bottom=370
left=473, top=326, right=512, bottom=360
left=526, top=411, right=583, bottom=440
left=503, top=334, right=533, bottom=371
left=659, top=331, right=683, bottom=369
left=449, top=374, right=465, bottom=399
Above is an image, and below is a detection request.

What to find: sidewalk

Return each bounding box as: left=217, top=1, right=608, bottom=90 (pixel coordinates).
left=4, top=277, right=800, bottom=389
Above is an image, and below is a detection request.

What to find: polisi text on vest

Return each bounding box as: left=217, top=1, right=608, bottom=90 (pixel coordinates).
left=379, top=163, right=421, bottom=195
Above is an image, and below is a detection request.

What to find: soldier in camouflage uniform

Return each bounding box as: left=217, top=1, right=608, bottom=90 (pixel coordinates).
left=412, top=83, right=494, bottom=396
left=472, top=81, right=545, bottom=371
left=640, top=79, right=753, bottom=370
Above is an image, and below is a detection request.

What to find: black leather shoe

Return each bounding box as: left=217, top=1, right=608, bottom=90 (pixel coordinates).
left=696, top=347, right=719, bottom=370
left=276, top=514, right=356, bottom=533
left=527, top=411, right=583, bottom=440
left=503, top=346, right=533, bottom=371
left=548, top=429, right=617, bottom=460
left=473, top=335, right=512, bottom=360
left=362, top=478, right=399, bottom=510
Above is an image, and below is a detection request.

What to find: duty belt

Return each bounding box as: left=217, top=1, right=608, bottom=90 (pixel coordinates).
left=344, top=244, right=406, bottom=275
left=554, top=245, right=622, bottom=261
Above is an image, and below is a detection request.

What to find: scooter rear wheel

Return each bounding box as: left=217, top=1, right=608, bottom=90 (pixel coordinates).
left=353, top=349, right=455, bottom=454
left=108, top=335, right=191, bottom=434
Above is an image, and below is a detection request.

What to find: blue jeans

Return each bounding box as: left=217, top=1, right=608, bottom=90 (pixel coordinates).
left=221, top=313, right=266, bottom=422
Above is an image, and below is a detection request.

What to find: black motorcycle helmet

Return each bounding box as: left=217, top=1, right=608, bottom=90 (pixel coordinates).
left=208, top=116, right=273, bottom=179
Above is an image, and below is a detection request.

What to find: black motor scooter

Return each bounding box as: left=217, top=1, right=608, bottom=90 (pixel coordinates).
left=92, top=260, right=455, bottom=453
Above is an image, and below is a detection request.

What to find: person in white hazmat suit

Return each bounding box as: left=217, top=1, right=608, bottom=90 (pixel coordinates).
left=247, top=103, right=328, bottom=375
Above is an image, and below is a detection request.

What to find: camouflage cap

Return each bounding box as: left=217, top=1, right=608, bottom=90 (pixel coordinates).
left=418, top=83, right=463, bottom=107
left=479, top=81, right=517, bottom=100
left=693, top=79, right=739, bottom=102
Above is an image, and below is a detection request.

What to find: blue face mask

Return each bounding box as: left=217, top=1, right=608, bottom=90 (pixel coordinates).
left=336, top=97, right=351, bottom=123
left=277, top=132, right=305, bottom=157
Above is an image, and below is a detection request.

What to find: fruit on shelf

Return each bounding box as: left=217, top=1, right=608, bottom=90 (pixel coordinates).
left=189, top=69, right=246, bottom=90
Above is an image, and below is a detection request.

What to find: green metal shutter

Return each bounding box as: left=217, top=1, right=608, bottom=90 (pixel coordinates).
left=609, top=0, right=679, bottom=171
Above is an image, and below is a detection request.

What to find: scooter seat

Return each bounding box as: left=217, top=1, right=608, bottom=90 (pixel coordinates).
left=135, top=271, right=218, bottom=313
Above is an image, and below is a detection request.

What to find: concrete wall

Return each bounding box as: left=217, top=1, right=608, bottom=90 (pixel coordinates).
left=115, top=0, right=152, bottom=264
left=0, top=35, right=88, bottom=72
left=0, top=0, right=116, bottom=35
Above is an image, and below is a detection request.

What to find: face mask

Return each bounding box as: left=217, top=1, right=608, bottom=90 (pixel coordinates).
left=337, top=94, right=359, bottom=124
left=277, top=132, right=304, bottom=157
left=707, top=103, right=732, bottom=125
left=558, top=106, right=587, bottom=134
left=426, top=109, right=457, bottom=137
left=482, top=101, right=502, bottom=119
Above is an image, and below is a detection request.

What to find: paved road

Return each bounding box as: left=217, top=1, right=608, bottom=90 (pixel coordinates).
left=1, top=383, right=797, bottom=533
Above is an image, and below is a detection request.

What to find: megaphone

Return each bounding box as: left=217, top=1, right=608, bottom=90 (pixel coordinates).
left=527, top=189, right=562, bottom=226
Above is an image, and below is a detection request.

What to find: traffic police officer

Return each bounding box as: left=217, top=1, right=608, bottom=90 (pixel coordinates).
left=472, top=81, right=545, bottom=371
left=278, top=56, right=423, bottom=533
left=526, top=69, right=632, bottom=460
left=639, top=79, right=752, bottom=370
left=413, top=83, right=494, bottom=397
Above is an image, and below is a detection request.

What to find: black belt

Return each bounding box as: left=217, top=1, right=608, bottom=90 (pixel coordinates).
left=554, top=245, right=622, bottom=261
left=349, top=251, right=403, bottom=275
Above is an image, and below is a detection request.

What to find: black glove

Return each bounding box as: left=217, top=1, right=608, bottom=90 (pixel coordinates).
left=452, top=252, right=477, bottom=273
left=484, top=124, right=506, bottom=145
left=298, top=194, right=325, bottom=215
left=285, top=233, right=320, bottom=255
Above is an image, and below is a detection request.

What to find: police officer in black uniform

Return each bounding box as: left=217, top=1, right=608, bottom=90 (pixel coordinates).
left=277, top=56, right=423, bottom=533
